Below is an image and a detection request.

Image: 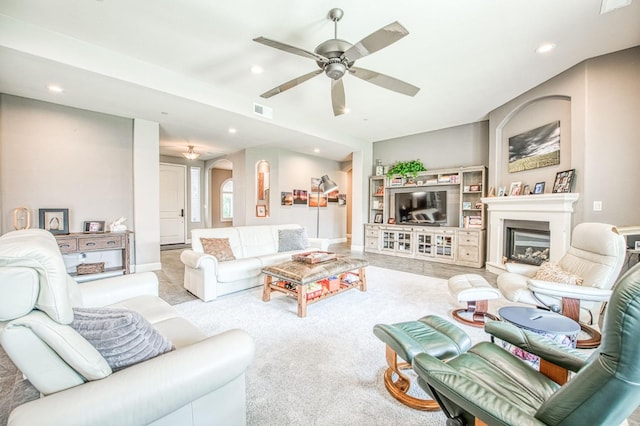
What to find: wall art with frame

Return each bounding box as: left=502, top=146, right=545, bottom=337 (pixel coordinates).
left=39, top=208, right=69, bottom=235
left=552, top=169, right=576, bottom=193
left=508, top=121, right=561, bottom=173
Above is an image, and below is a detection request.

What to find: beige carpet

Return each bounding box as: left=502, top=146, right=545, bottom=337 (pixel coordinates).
left=174, top=265, right=515, bottom=426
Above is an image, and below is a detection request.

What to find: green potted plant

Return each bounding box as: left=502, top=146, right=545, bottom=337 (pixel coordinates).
left=386, top=159, right=427, bottom=178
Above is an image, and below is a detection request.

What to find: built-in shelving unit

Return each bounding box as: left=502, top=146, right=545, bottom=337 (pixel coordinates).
left=365, top=165, right=487, bottom=268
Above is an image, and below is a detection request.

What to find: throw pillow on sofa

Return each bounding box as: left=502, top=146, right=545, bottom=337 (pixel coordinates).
left=534, top=261, right=584, bottom=286
left=201, top=237, right=236, bottom=261
left=71, top=307, right=174, bottom=370
left=278, top=228, right=310, bottom=252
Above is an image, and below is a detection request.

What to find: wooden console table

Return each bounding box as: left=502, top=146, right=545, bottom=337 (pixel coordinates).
left=54, top=231, right=132, bottom=276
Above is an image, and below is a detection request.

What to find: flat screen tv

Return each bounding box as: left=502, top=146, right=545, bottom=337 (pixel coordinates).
left=395, top=190, right=448, bottom=226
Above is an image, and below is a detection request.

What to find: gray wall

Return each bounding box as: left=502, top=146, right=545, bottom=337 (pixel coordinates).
left=489, top=46, right=640, bottom=227
left=0, top=94, right=134, bottom=233
left=373, top=121, right=490, bottom=172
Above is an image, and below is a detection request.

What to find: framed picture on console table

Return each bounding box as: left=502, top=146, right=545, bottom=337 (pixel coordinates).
left=39, top=208, right=69, bottom=235
left=552, top=169, right=575, bottom=193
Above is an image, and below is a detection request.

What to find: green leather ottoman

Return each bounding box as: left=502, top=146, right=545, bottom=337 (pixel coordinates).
left=373, top=315, right=471, bottom=410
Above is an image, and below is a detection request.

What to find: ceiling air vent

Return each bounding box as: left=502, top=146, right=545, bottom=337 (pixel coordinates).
left=253, top=103, right=273, bottom=119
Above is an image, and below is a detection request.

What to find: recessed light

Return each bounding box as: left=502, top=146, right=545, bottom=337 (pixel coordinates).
left=228, top=128, right=237, bottom=134
left=343, top=108, right=351, bottom=114
left=536, top=43, right=556, bottom=54
left=47, top=84, right=64, bottom=93
left=314, top=148, right=320, bottom=153
left=251, top=65, right=264, bottom=74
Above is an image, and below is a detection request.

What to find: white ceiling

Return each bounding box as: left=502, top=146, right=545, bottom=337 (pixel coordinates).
left=0, top=0, right=638, bottom=162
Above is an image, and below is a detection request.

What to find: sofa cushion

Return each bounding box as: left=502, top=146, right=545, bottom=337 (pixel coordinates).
left=237, top=226, right=279, bottom=258
left=201, top=238, right=236, bottom=261
left=70, top=307, right=174, bottom=371
left=278, top=228, right=310, bottom=252
left=534, top=261, right=584, bottom=286
left=217, top=258, right=263, bottom=283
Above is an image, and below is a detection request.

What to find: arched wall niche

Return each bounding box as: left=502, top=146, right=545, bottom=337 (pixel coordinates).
left=493, top=95, right=572, bottom=192
left=256, top=160, right=270, bottom=217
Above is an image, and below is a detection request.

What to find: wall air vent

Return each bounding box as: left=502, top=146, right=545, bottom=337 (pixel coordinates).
left=253, top=103, right=273, bottom=119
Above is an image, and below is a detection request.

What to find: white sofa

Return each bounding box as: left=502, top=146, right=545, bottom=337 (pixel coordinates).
left=181, top=224, right=330, bottom=301
left=0, top=229, right=255, bottom=426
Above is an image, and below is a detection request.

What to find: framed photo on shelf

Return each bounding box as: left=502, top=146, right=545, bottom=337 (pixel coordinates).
left=523, top=185, right=531, bottom=195
left=39, top=208, right=69, bottom=235
left=552, top=169, right=576, bottom=193
left=509, top=181, right=522, bottom=196
left=390, top=177, right=404, bottom=187
left=533, top=182, right=546, bottom=194
left=83, top=220, right=105, bottom=233
left=469, top=184, right=481, bottom=192
left=497, top=186, right=506, bottom=197
left=256, top=205, right=267, bottom=217
left=373, top=213, right=383, bottom=224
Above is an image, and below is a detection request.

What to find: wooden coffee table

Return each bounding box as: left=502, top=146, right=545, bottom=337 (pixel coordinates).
left=262, top=256, right=369, bottom=317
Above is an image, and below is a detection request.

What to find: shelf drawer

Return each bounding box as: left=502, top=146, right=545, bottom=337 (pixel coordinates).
left=458, top=233, right=479, bottom=246
left=365, top=228, right=379, bottom=237
left=56, top=238, right=77, bottom=253
left=78, top=235, right=124, bottom=251
left=457, top=246, right=479, bottom=262
left=365, top=237, right=379, bottom=249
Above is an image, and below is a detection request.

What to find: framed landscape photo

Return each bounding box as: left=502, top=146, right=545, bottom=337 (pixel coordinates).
left=552, top=169, right=576, bottom=193
left=39, top=208, right=69, bottom=235
left=533, top=182, right=546, bottom=194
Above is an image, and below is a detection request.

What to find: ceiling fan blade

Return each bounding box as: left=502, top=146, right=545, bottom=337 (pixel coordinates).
left=350, top=66, right=420, bottom=97
left=342, top=21, right=409, bottom=62
left=331, top=79, right=346, bottom=116
left=253, top=36, right=328, bottom=63
left=260, top=70, right=323, bottom=98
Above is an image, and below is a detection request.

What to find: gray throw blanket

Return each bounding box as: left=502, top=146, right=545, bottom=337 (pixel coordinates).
left=71, top=307, right=174, bottom=370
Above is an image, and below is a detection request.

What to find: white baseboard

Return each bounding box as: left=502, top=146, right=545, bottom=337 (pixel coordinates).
left=486, top=261, right=506, bottom=275
left=350, top=244, right=364, bottom=252
left=134, top=262, right=162, bottom=273
left=329, top=237, right=347, bottom=245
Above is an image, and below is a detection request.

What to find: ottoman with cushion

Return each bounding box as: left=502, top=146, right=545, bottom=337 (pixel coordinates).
left=373, top=315, right=471, bottom=410
left=448, top=273, right=501, bottom=327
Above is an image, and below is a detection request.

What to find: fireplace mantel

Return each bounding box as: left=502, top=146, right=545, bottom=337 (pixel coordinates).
left=481, top=193, right=580, bottom=274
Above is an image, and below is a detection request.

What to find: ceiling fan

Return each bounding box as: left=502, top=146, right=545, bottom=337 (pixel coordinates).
left=253, top=8, right=420, bottom=116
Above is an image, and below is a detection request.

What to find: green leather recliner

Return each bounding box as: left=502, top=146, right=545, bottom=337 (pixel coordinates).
left=413, top=263, right=640, bottom=426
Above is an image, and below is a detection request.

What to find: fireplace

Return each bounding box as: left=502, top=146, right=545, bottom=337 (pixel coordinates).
left=481, top=193, right=579, bottom=274
left=506, top=227, right=550, bottom=265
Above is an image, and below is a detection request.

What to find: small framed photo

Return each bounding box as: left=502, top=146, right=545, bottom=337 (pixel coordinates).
left=39, top=208, right=69, bottom=235
left=390, top=177, right=404, bottom=187
left=469, top=184, right=481, bottom=192
left=256, top=205, right=267, bottom=217
left=462, top=201, right=472, bottom=210
left=509, top=182, right=522, bottom=196
left=498, top=186, right=506, bottom=197
left=83, top=221, right=105, bottom=233
left=552, top=169, right=576, bottom=193
left=374, top=213, right=383, bottom=224
left=533, top=182, right=546, bottom=194
left=463, top=185, right=470, bottom=192
left=523, top=185, right=531, bottom=195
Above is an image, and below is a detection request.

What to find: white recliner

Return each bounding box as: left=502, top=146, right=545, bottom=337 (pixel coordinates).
left=497, top=222, right=626, bottom=348
left=0, top=229, right=255, bottom=426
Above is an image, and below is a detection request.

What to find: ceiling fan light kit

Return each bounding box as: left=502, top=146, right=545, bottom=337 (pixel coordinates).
left=253, top=8, right=420, bottom=116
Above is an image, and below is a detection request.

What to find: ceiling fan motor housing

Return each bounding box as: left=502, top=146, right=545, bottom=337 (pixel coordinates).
left=315, top=39, right=354, bottom=79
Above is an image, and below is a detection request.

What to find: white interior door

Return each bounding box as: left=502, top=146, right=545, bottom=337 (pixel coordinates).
left=160, top=163, right=186, bottom=245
